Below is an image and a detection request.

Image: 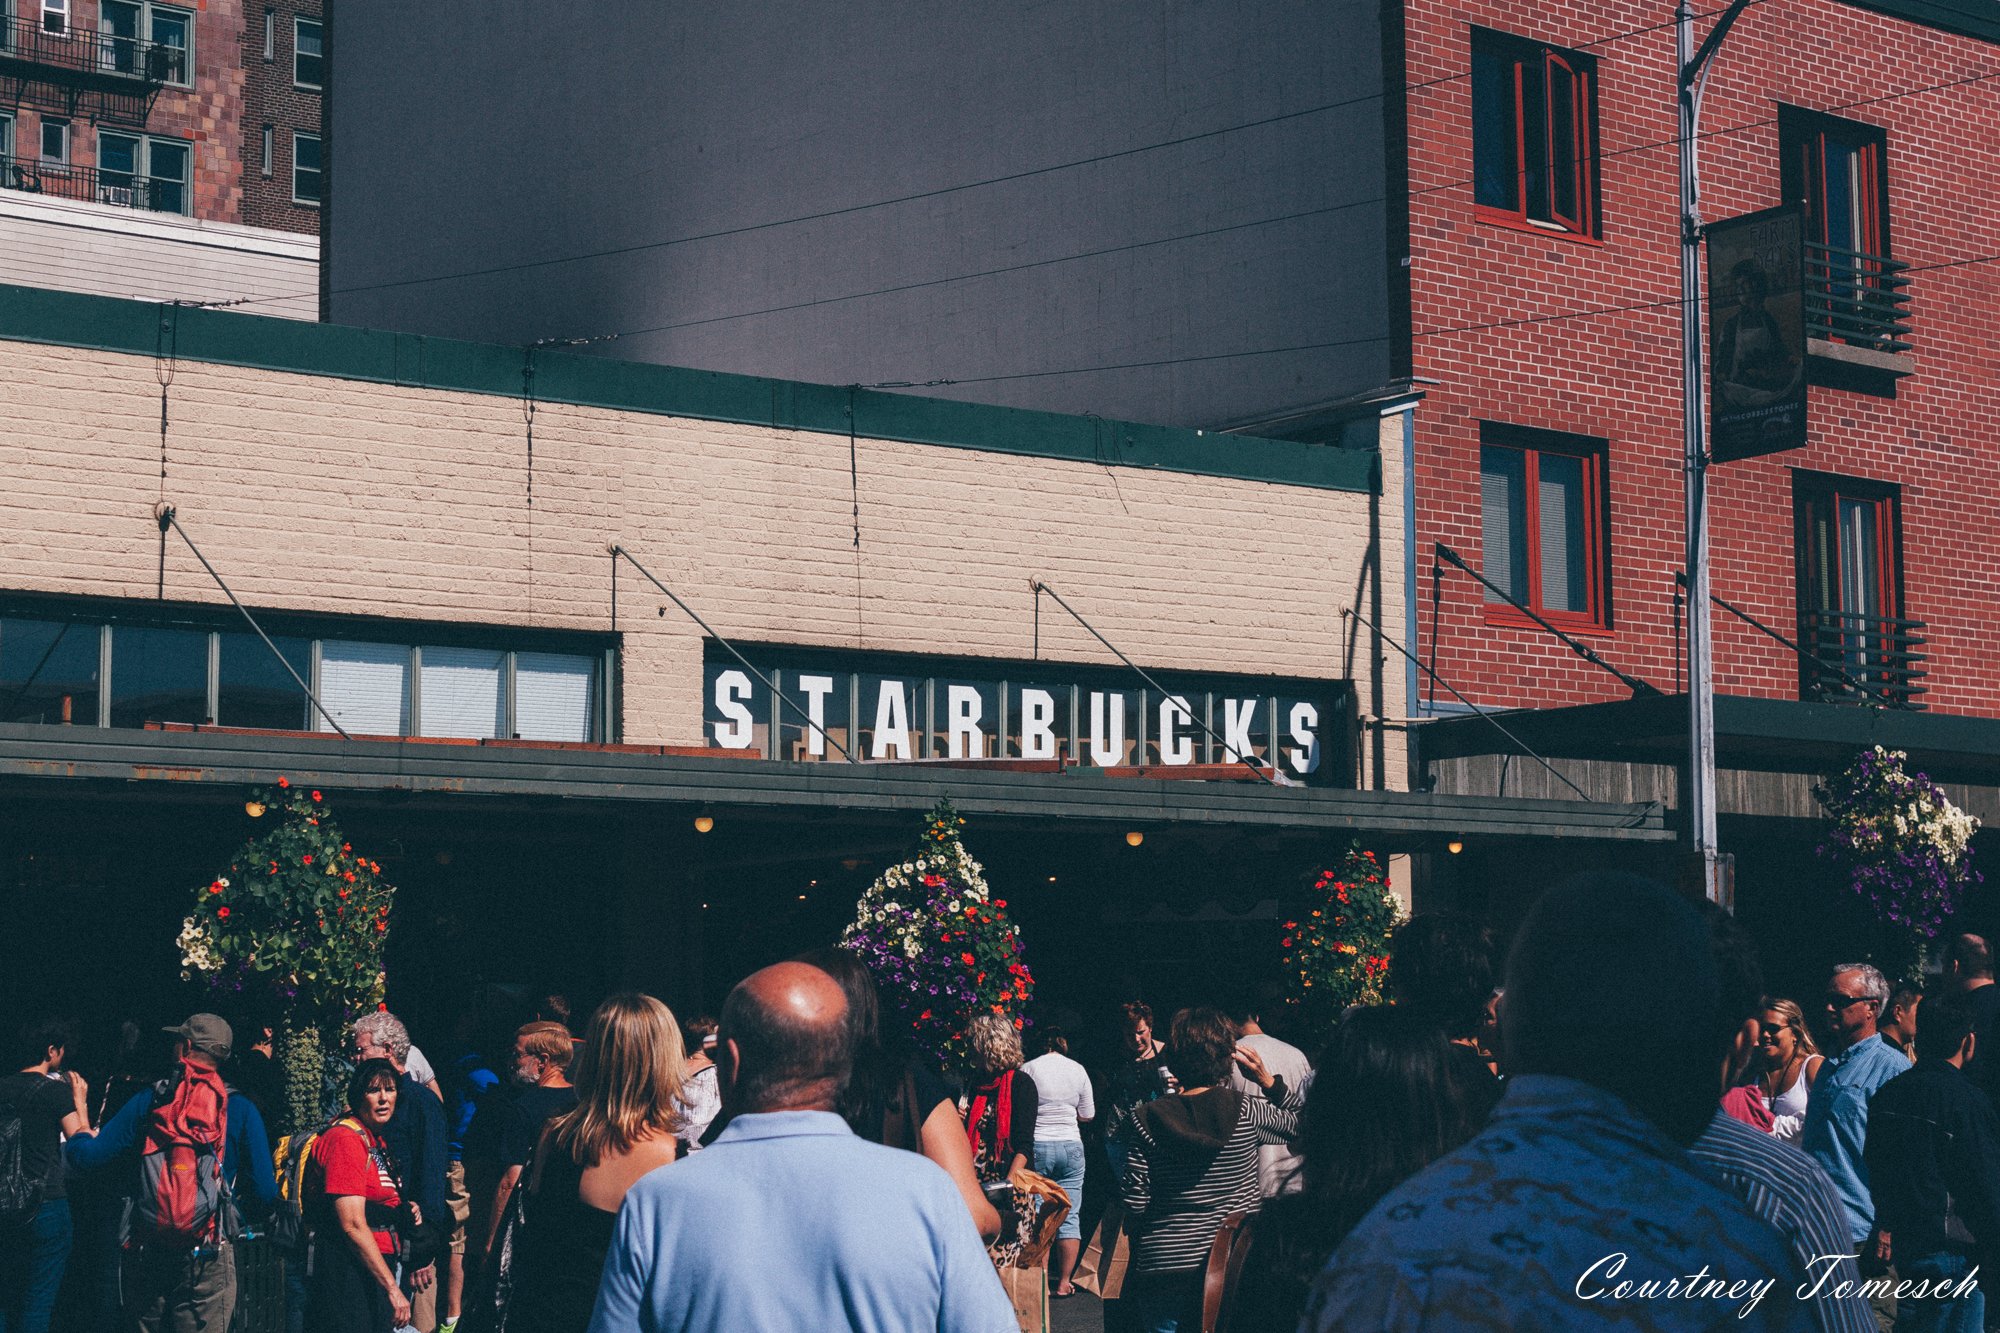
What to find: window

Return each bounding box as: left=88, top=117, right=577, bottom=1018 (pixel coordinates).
left=293, top=17, right=322, bottom=88
left=40, top=0, right=64, bottom=35
left=1794, top=472, right=1910, bottom=703
left=97, top=131, right=190, bottom=214
left=1472, top=28, right=1599, bottom=239
left=262, top=7, right=274, bottom=60
left=1781, top=107, right=1889, bottom=262
left=109, top=626, right=208, bottom=727
left=1478, top=422, right=1608, bottom=628
left=101, top=1, right=190, bottom=84
left=0, top=113, right=13, bottom=166
left=259, top=124, right=272, bottom=177
left=2, top=601, right=612, bottom=740
left=291, top=131, right=320, bottom=204
left=0, top=619, right=99, bottom=726
left=218, top=631, right=309, bottom=729
left=40, top=118, right=67, bottom=165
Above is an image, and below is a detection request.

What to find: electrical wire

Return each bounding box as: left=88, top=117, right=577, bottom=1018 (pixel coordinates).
left=211, top=0, right=1785, bottom=319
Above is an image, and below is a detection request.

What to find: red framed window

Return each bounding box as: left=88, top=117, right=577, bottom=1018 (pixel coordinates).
left=1478, top=423, right=1609, bottom=630
left=1471, top=28, right=1599, bottom=239
left=1780, top=106, right=1890, bottom=262
left=1793, top=470, right=1906, bottom=701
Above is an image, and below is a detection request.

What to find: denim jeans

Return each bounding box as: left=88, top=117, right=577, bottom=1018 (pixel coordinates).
left=1893, top=1251, right=1983, bottom=1333
left=1033, top=1140, right=1086, bottom=1241
left=0, top=1197, right=74, bottom=1333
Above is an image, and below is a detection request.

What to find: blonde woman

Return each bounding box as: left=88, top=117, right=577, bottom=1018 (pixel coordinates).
left=964, top=1014, right=1038, bottom=1187
left=1756, top=998, right=1824, bottom=1145
left=505, top=994, right=685, bottom=1332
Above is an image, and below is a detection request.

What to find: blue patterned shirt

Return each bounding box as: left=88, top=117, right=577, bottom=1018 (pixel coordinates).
left=1799, top=1034, right=1910, bottom=1244
left=1304, top=1075, right=1814, bottom=1332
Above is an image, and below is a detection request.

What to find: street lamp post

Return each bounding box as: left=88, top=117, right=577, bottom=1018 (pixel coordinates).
left=1677, top=0, right=1755, bottom=907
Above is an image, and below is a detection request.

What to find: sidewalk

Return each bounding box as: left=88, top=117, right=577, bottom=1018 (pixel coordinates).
left=1048, top=1288, right=1105, bottom=1333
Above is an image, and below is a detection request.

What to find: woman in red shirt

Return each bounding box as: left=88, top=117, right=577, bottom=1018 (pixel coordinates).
left=306, top=1058, right=413, bottom=1333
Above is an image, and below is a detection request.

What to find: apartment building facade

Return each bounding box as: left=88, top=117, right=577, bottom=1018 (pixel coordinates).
left=0, top=0, right=321, bottom=314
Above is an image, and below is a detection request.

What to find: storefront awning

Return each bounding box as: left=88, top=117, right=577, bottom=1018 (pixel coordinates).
left=0, top=723, right=1672, bottom=846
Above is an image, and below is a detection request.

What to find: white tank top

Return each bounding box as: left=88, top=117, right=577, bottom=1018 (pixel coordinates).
left=1769, top=1060, right=1814, bottom=1144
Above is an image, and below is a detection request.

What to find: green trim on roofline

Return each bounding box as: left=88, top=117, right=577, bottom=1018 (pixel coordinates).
left=1836, top=0, right=2000, bottom=43
left=0, top=283, right=1379, bottom=495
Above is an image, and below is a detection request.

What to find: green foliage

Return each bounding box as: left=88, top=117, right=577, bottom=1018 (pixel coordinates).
left=1279, top=844, right=1400, bottom=1033
left=180, top=781, right=394, bottom=1023
left=278, top=1024, right=325, bottom=1139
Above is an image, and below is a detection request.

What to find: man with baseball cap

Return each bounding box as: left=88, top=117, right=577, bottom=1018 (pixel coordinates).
left=69, top=1013, right=279, bottom=1333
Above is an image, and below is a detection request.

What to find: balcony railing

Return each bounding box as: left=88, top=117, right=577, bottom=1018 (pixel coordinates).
left=0, top=14, right=183, bottom=84
left=1803, top=240, right=1912, bottom=358
left=1801, top=608, right=1927, bottom=710
left=0, top=155, right=188, bottom=215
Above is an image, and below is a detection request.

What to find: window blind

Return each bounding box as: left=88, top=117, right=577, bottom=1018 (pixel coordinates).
left=514, top=652, right=595, bottom=742
left=1538, top=453, right=1587, bottom=613
left=419, top=646, right=505, bottom=739
left=318, top=641, right=409, bottom=736
left=1480, top=446, right=1527, bottom=603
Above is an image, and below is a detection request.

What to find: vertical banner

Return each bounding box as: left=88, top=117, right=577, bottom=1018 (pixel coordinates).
left=1708, top=206, right=1807, bottom=462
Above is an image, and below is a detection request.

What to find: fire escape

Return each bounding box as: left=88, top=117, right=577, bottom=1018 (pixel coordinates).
left=1, top=12, right=178, bottom=208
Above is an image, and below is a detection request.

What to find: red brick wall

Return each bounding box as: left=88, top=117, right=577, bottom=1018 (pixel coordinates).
left=1405, top=0, right=2000, bottom=717
left=238, top=0, right=321, bottom=233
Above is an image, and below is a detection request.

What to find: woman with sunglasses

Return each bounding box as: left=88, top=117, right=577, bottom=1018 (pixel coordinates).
left=1756, top=998, right=1823, bottom=1145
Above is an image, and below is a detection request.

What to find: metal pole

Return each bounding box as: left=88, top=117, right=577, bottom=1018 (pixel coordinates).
left=1679, top=0, right=1736, bottom=906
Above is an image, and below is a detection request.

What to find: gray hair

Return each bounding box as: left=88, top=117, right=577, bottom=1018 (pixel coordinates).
left=353, top=1011, right=412, bottom=1063
left=1831, top=963, right=1890, bottom=1007
left=966, top=1013, right=1024, bottom=1075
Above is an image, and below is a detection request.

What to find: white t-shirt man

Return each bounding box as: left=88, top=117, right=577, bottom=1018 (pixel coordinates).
left=1021, top=1051, right=1095, bottom=1142
left=1229, top=1031, right=1311, bottom=1196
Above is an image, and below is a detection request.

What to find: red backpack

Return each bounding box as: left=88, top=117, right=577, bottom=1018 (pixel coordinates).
left=131, top=1060, right=230, bottom=1248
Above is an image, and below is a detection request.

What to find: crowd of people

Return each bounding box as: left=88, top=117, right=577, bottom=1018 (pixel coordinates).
left=4, top=878, right=2000, bottom=1332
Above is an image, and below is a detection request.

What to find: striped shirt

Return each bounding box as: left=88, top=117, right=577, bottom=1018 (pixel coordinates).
left=1121, top=1082, right=1300, bottom=1275
left=1689, top=1111, right=1876, bottom=1333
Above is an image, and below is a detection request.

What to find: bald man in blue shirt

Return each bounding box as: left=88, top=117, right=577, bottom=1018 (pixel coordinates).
left=587, top=962, right=1014, bottom=1333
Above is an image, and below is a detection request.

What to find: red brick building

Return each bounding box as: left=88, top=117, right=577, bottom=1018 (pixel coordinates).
left=0, top=0, right=320, bottom=311
left=1402, top=0, right=1998, bottom=718
left=1400, top=0, right=2000, bottom=957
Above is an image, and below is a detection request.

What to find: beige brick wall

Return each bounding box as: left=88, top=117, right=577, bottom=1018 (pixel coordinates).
left=0, top=338, right=1406, bottom=787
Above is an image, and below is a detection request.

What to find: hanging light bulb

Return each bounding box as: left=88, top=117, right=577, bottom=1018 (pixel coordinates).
left=694, top=813, right=715, bottom=834
left=1125, top=830, right=1145, bottom=847
left=244, top=799, right=265, bottom=818
left=1446, top=838, right=1464, bottom=855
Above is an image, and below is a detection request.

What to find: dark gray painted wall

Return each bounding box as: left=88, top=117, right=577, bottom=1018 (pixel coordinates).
left=328, top=1, right=1392, bottom=431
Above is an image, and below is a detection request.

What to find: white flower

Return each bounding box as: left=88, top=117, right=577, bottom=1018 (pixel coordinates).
left=903, top=938, right=922, bottom=958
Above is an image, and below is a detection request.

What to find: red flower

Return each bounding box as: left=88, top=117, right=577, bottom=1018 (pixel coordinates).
left=302, top=854, right=313, bottom=866
left=217, top=907, right=230, bottom=918
left=307, top=817, right=319, bottom=826
left=311, top=790, right=322, bottom=802
left=1281, top=937, right=1294, bottom=948
left=344, top=871, right=356, bottom=883
left=993, top=900, right=1007, bottom=908
left=277, top=776, right=289, bottom=788
left=209, top=883, right=224, bottom=895
left=342, top=842, right=352, bottom=852
left=375, top=922, right=387, bottom=933
left=338, top=889, right=349, bottom=899
left=961, top=952, right=975, bottom=966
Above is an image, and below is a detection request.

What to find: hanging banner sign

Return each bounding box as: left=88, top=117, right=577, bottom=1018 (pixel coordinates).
left=1708, top=205, right=1808, bottom=463
left=702, top=646, right=1355, bottom=785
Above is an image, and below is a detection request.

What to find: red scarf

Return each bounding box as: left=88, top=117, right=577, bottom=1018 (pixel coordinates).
left=966, top=1069, right=1015, bottom=1161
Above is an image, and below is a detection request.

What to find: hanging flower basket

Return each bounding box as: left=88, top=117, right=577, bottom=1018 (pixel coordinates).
left=840, top=799, right=1032, bottom=1073
left=1815, top=745, right=1980, bottom=946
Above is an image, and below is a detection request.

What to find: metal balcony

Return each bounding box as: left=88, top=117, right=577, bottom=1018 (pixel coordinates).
left=1803, top=241, right=1913, bottom=375
left=0, top=155, right=188, bottom=215
left=1800, top=608, right=1927, bottom=710
left=0, top=14, right=182, bottom=86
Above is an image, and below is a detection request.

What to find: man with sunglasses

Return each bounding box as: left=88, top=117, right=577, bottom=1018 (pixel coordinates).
left=1801, top=966, right=1912, bottom=1285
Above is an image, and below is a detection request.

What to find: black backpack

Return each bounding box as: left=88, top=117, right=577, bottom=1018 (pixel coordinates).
left=0, top=1085, right=47, bottom=1224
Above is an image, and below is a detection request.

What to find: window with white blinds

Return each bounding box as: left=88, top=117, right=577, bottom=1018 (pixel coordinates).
left=1479, top=445, right=1528, bottom=604
left=1477, top=424, right=1606, bottom=627
left=515, top=652, right=596, bottom=742
left=420, top=646, right=505, bottom=739
left=318, top=641, right=410, bottom=736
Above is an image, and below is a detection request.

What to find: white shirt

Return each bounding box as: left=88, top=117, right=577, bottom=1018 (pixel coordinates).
left=404, top=1043, right=436, bottom=1088
left=1228, top=1031, right=1311, bottom=1196
left=1021, top=1052, right=1095, bottom=1143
